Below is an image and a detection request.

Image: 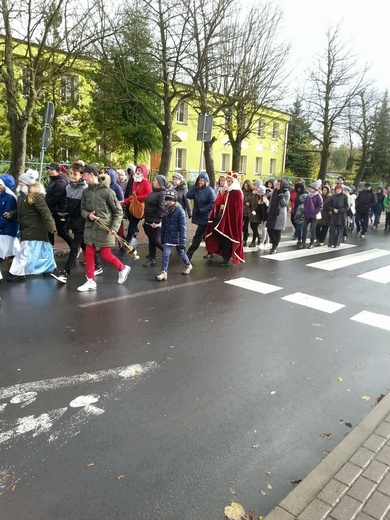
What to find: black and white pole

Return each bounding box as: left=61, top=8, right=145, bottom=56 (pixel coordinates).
left=38, top=102, right=55, bottom=182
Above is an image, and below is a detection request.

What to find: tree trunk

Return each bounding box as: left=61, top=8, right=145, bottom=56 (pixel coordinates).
left=204, top=139, right=216, bottom=187
left=318, top=148, right=329, bottom=183
left=159, top=128, right=172, bottom=176
left=353, top=145, right=368, bottom=188
left=9, top=116, right=28, bottom=179
left=231, top=140, right=241, bottom=172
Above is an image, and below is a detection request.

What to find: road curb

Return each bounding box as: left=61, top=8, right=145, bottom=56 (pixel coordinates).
left=264, top=392, right=390, bottom=519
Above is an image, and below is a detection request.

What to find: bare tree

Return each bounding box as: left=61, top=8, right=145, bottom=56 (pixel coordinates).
left=305, top=24, right=367, bottom=183
left=0, top=0, right=115, bottom=178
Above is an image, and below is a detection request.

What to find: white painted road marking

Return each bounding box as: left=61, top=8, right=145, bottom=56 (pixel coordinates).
left=0, top=362, right=157, bottom=400
left=358, top=264, right=390, bottom=283
left=281, top=292, right=345, bottom=313
left=265, top=243, right=357, bottom=261
left=225, top=277, right=282, bottom=294
left=78, top=277, right=217, bottom=308
left=350, top=311, right=390, bottom=331
left=307, top=249, right=390, bottom=271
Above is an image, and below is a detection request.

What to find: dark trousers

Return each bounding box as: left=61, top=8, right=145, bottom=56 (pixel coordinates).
left=302, top=218, right=317, bottom=244
left=186, top=224, right=207, bottom=259
left=63, top=229, right=100, bottom=273
left=125, top=215, right=141, bottom=243
left=243, top=216, right=250, bottom=242
left=356, top=212, right=369, bottom=234
left=316, top=224, right=329, bottom=244
left=329, top=225, right=344, bottom=247
left=385, top=213, right=390, bottom=230
left=218, top=234, right=232, bottom=262
left=268, top=228, right=281, bottom=249
left=250, top=222, right=259, bottom=239
left=144, top=224, right=163, bottom=260
left=49, top=213, right=73, bottom=248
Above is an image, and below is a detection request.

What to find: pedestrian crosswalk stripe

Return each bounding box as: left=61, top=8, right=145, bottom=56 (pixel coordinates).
left=281, top=292, right=345, bottom=313
left=225, top=277, right=282, bottom=294
left=307, top=249, right=390, bottom=271
left=358, top=264, right=390, bottom=284
left=350, top=311, right=390, bottom=331
left=265, top=243, right=357, bottom=261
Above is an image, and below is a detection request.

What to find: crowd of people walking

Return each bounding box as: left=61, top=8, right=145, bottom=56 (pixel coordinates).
left=0, top=163, right=387, bottom=292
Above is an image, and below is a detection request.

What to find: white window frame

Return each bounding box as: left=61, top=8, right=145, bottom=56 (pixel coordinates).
left=269, top=158, right=276, bottom=175
left=272, top=121, right=280, bottom=140
left=175, top=148, right=187, bottom=170
left=257, top=118, right=265, bottom=138
left=255, top=157, right=263, bottom=175
left=239, top=155, right=247, bottom=174
left=221, top=153, right=230, bottom=172
left=176, top=101, right=188, bottom=124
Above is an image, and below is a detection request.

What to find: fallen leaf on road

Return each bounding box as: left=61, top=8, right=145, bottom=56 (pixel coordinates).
left=11, top=485, right=16, bottom=492
left=117, top=475, right=125, bottom=480
left=337, top=377, right=343, bottom=382
left=362, top=396, right=370, bottom=401
left=265, top=471, right=272, bottom=477
left=252, top=444, right=259, bottom=448
left=345, top=422, right=352, bottom=428
left=270, top=391, right=276, bottom=395
left=322, top=449, right=330, bottom=455
left=229, top=487, right=236, bottom=495
left=314, top=337, right=323, bottom=341
left=312, top=323, right=324, bottom=327
left=266, top=482, right=272, bottom=490
left=291, top=479, right=302, bottom=485
left=372, top=394, right=385, bottom=407
left=321, top=433, right=332, bottom=440
left=224, top=502, right=246, bottom=520
left=87, top=463, right=95, bottom=467
left=259, top=489, right=266, bottom=495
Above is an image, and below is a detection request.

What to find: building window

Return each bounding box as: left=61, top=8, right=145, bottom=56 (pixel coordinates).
left=176, top=101, right=188, bottom=124
left=269, top=158, right=276, bottom=175
left=221, top=153, right=230, bottom=172
left=60, top=75, right=80, bottom=105
left=257, top=118, right=265, bottom=138
left=255, top=157, right=263, bottom=175
left=175, top=148, right=187, bottom=170
left=272, top=121, right=280, bottom=140
left=239, top=155, right=247, bottom=174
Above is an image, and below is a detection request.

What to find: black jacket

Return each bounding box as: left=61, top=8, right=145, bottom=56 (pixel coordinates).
left=144, top=188, right=166, bottom=224
left=355, top=189, right=376, bottom=214
left=45, top=173, right=69, bottom=213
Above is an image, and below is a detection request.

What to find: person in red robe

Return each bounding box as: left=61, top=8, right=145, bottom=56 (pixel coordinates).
left=205, top=171, right=245, bottom=266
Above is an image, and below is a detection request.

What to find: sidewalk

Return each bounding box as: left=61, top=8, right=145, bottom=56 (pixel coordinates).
left=265, top=393, right=390, bottom=520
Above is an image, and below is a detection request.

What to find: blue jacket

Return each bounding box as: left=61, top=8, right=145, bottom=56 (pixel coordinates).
left=106, top=168, right=124, bottom=201
left=161, top=203, right=187, bottom=248
left=0, top=191, right=19, bottom=237
left=186, top=177, right=215, bottom=226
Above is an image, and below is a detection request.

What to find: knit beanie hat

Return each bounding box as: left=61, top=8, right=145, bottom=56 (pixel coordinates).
left=19, top=169, right=38, bottom=185
left=82, top=165, right=99, bottom=176
left=155, top=175, right=169, bottom=188
left=165, top=189, right=178, bottom=201
left=310, top=180, right=322, bottom=191
left=257, top=185, right=266, bottom=195
left=173, top=172, right=184, bottom=182
left=253, top=179, right=263, bottom=188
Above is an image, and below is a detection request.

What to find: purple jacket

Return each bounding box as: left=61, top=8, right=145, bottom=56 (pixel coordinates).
left=303, top=192, right=323, bottom=219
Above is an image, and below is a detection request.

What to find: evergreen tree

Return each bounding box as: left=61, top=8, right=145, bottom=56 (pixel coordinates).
left=285, top=97, right=314, bottom=178
left=370, top=91, right=390, bottom=181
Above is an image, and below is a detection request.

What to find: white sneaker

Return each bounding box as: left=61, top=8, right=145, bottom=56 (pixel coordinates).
left=118, top=265, right=131, bottom=284
left=155, top=270, right=167, bottom=281
left=51, top=270, right=68, bottom=283
left=182, top=263, right=193, bottom=275
left=77, top=278, right=97, bottom=292
left=258, top=243, right=264, bottom=250
left=76, top=247, right=82, bottom=259
left=94, top=267, right=103, bottom=276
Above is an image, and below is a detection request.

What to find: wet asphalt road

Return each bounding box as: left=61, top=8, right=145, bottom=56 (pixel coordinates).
left=0, top=230, right=390, bottom=520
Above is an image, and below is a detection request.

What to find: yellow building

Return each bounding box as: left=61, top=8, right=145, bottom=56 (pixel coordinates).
left=151, top=99, right=291, bottom=182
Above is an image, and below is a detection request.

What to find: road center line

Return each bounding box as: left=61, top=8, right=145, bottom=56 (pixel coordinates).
left=78, top=277, right=218, bottom=308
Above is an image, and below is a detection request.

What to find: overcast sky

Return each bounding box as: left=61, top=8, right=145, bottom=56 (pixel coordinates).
left=271, top=0, right=389, bottom=104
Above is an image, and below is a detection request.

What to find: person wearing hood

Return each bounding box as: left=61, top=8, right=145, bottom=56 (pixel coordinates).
left=290, top=179, right=305, bottom=239
left=106, top=168, right=124, bottom=202
left=51, top=162, right=102, bottom=284
left=117, top=169, right=128, bottom=193
left=266, top=178, right=290, bottom=254
left=292, top=182, right=308, bottom=247
left=327, top=183, right=349, bottom=247
left=0, top=178, right=20, bottom=261
left=4, top=170, right=56, bottom=282
left=252, top=183, right=269, bottom=249
left=172, top=172, right=192, bottom=219
left=242, top=179, right=254, bottom=247
left=122, top=164, right=152, bottom=247
left=142, top=175, right=168, bottom=267
left=77, top=166, right=130, bottom=292
left=372, top=187, right=385, bottom=229
left=316, top=185, right=332, bottom=245
left=300, top=180, right=323, bottom=249
left=355, top=183, right=376, bottom=238
left=205, top=171, right=245, bottom=266
left=185, top=172, right=216, bottom=261
left=123, top=164, right=136, bottom=199
left=45, top=161, right=73, bottom=249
